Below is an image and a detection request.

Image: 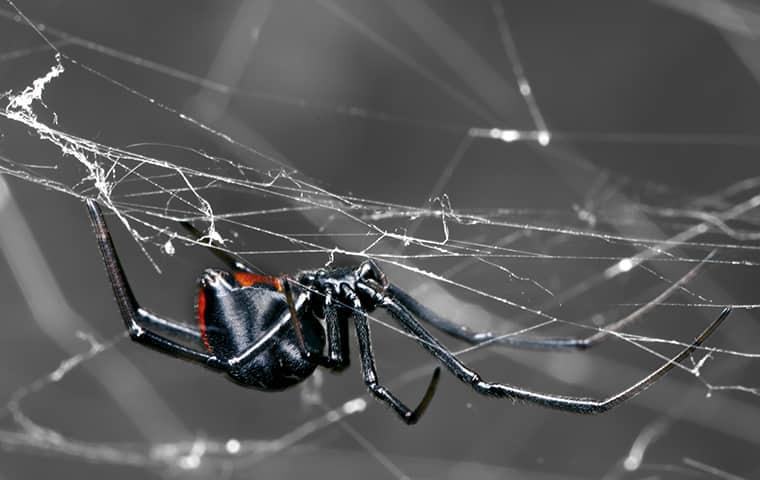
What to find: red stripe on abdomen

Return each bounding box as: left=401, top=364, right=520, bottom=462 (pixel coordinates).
left=233, top=272, right=283, bottom=291
left=197, top=289, right=211, bottom=352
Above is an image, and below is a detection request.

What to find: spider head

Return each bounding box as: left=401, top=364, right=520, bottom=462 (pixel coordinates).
left=356, top=260, right=388, bottom=292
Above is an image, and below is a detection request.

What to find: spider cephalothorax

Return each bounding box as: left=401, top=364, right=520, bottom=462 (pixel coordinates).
left=87, top=199, right=730, bottom=424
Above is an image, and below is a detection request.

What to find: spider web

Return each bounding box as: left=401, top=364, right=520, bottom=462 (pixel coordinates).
left=0, top=0, right=760, bottom=478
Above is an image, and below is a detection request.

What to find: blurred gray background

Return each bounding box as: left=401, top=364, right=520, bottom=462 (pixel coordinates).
left=1, top=1, right=760, bottom=478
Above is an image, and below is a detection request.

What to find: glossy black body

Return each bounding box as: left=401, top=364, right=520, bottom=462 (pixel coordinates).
left=199, top=271, right=324, bottom=390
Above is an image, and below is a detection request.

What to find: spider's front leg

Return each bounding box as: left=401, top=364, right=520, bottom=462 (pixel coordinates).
left=379, top=292, right=731, bottom=415
left=340, top=284, right=440, bottom=425
left=386, top=252, right=710, bottom=351
left=86, top=199, right=226, bottom=371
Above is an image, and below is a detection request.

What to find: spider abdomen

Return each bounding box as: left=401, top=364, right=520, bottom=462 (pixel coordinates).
left=197, top=270, right=325, bottom=390
left=228, top=339, right=319, bottom=390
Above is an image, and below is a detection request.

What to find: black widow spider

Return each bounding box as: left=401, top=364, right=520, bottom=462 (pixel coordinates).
left=87, top=199, right=731, bottom=424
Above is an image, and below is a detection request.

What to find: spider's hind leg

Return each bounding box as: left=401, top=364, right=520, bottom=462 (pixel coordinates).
left=138, top=308, right=205, bottom=345
left=86, top=199, right=226, bottom=371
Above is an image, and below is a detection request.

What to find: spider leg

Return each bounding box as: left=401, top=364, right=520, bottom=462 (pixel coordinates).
left=379, top=293, right=730, bottom=414
left=280, top=276, right=344, bottom=370
left=138, top=308, right=204, bottom=344
left=320, top=287, right=351, bottom=370
left=386, top=256, right=708, bottom=351
left=87, top=199, right=226, bottom=371
left=179, top=220, right=255, bottom=273
left=342, top=285, right=440, bottom=425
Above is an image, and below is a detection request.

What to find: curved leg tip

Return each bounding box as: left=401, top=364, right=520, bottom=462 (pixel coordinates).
left=405, top=367, right=441, bottom=425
